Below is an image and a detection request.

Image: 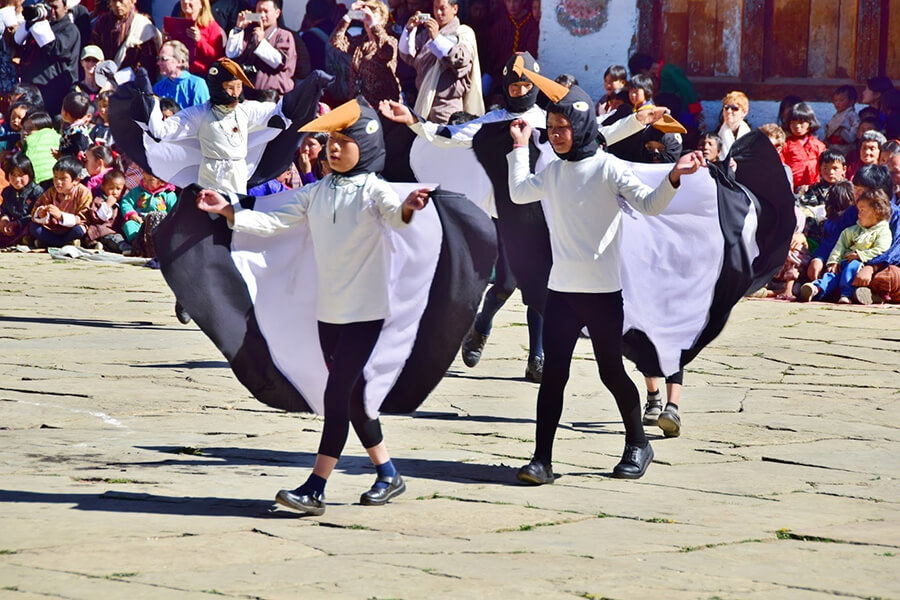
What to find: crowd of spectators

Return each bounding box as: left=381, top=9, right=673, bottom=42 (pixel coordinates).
left=0, top=0, right=897, bottom=304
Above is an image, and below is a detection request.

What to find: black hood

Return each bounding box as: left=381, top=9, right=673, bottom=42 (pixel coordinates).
left=206, top=60, right=251, bottom=106
left=641, top=126, right=682, bottom=163
left=547, top=84, right=598, bottom=161
left=502, top=52, right=540, bottom=114
left=334, top=97, right=385, bottom=177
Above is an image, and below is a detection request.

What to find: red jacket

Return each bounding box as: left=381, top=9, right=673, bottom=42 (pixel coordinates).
left=781, top=134, right=826, bottom=191
left=189, top=21, right=226, bottom=76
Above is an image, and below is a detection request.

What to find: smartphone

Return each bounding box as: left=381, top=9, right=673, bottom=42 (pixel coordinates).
left=416, top=12, right=431, bottom=23
left=245, top=12, right=261, bottom=22
left=347, top=9, right=366, bottom=20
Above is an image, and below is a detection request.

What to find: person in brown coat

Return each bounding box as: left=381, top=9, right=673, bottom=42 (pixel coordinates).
left=90, top=0, right=163, bottom=83
left=329, top=0, right=401, bottom=106
left=225, top=0, right=296, bottom=94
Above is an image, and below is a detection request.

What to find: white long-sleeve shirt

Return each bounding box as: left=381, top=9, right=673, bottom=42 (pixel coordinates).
left=507, top=146, right=677, bottom=293
left=230, top=173, right=409, bottom=323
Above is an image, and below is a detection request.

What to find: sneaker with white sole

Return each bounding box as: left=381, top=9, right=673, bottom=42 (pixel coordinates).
left=657, top=404, right=681, bottom=438
left=642, top=396, right=663, bottom=425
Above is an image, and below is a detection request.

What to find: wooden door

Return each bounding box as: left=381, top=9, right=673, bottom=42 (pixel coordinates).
left=637, top=0, right=899, bottom=100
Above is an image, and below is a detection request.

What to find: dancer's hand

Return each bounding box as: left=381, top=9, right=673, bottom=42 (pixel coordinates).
left=378, top=100, right=416, bottom=125
left=634, top=106, right=669, bottom=126
left=402, top=187, right=430, bottom=222
left=668, top=150, right=706, bottom=186
left=509, top=119, right=531, bottom=146
left=196, top=189, right=234, bottom=221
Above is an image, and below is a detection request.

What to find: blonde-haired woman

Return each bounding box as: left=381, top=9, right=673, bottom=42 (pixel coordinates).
left=329, top=0, right=401, bottom=106
left=717, top=90, right=751, bottom=158
left=172, top=0, right=225, bottom=75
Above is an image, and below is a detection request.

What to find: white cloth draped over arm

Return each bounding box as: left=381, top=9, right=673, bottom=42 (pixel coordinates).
left=598, top=114, right=644, bottom=146
left=408, top=109, right=507, bottom=148
left=614, top=160, right=677, bottom=216
left=240, top=99, right=286, bottom=134
left=230, top=186, right=313, bottom=235
left=254, top=37, right=284, bottom=68
left=506, top=146, right=545, bottom=205
left=225, top=28, right=244, bottom=58
left=147, top=100, right=207, bottom=141
left=398, top=27, right=416, bottom=58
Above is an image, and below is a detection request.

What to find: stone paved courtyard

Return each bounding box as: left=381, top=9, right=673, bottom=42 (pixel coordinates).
left=1, top=252, right=898, bottom=599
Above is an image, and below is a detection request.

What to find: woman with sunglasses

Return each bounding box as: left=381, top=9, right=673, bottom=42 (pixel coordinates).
left=718, top=91, right=751, bottom=158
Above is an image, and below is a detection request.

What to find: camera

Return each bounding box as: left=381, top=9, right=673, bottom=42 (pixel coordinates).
left=416, top=12, right=431, bottom=24
left=23, top=1, right=50, bottom=24
left=347, top=9, right=366, bottom=21
left=244, top=12, right=261, bottom=23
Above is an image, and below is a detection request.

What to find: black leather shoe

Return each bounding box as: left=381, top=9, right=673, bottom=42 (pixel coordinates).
left=612, top=443, right=654, bottom=479
left=360, top=473, right=406, bottom=505
left=461, top=323, right=489, bottom=367
left=174, top=301, right=191, bottom=325
left=524, top=355, right=544, bottom=383
left=516, top=459, right=554, bottom=485
left=275, top=488, right=326, bottom=515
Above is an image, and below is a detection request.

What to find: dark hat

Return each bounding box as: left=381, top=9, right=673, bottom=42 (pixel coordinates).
left=207, top=59, right=254, bottom=106
left=502, top=52, right=540, bottom=113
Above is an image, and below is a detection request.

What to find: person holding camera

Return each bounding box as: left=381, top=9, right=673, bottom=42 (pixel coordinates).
left=170, top=0, right=225, bottom=75
left=398, top=0, right=483, bottom=123
left=224, top=0, right=296, bottom=95
left=15, top=0, right=80, bottom=116
left=328, top=0, right=400, bottom=107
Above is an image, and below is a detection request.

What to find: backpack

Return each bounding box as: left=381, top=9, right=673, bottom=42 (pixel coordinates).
left=870, top=265, right=900, bottom=303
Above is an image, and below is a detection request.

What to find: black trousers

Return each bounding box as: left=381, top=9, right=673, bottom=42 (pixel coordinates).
left=534, top=290, right=646, bottom=463
left=316, top=320, right=385, bottom=459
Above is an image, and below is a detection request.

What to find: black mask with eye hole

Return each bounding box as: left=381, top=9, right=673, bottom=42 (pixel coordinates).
left=502, top=52, right=540, bottom=114
left=546, top=84, right=598, bottom=161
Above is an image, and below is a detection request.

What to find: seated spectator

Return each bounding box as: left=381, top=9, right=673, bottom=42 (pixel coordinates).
left=169, top=0, right=225, bottom=75
left=9, top=83, right=44, bottom=111
left=0, top=152, right=42, bottom=247
left=90, top=90, right=114, bottom=145
left=765, top=206, right=811, bottom=300
left=607, top=74, right=680, bottom=163
left=247, top=176, right=287, bottom=196
left=797, top=149, right=847, bottom=245
left=72, top=45, right=105, bottom=101
left=225, top=0, right=296, bottom=95
left=758, top=122, right=792, bottom=185
left=57, top=92, right=93, bottom=160
left=15, top=0, right=80, bottom=116
left=781, top=102, right=826, bottom=192
left=294, top=131, right=327, bottom=185
left=21, top=110, right=59, bottom=186
left=824, top=84, right=859, bottom=156
left=82, top=144, right=119, bottom=194
left=847, top=130, right=886, bottom=181
left=861, top=76, right=893, bottom=110
left=800, top=188, right=893, bottom=303
left=153, top=40, right=211, bottom=109
left=554, top=73, right=578, bottom=88
left=84, top=168, right=128, bottom=252
left=159, top=97, right=182, bottom=118
left=699, top=132, right=722, bottom=163
left=119, top=170, right=177, bottom=256
left=717, top=90, right=750, bottom=158
left=90, top=0, right=163, bottom=83
left=0, top=101, right=29, bottom=151
left=777, top=94, right=803, bottom=133
left=329, top=0, right=401, bottom=106
left=171, top=0, right=249, bottom=34
left=880, top=140, right=900, bottom=199
left=596, top=64, right=627, bottom=118
left=29, top=156, right=93, bottom=247
left=399, top=0, right=484, bottom=123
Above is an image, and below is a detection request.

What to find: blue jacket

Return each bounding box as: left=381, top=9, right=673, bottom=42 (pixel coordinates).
left=153, top=71, right=211, bottom=110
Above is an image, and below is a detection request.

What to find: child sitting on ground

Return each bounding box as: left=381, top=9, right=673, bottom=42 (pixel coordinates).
left=21, top=111, right=59, bottom=187
left=765, top=206, right=810, bottom=300
left=0, top=152, right=42, bottom=247
left=120, top=170, right=177, bottom=257
left=800, top=188, right=893, bottom=304
left=805, top=181, right=857, bottom=283
left=56, top=92, right=93, bottom=160
left=84, top=169, right=127, bottom=252
left=797, top=149, right=847, bottom=245
left=28, top=156, right=93, bottom=248
left=596, top=64, right=627, bottom=118
left=81, top=144, right=119, bottom=194
left=824, top=85, right=859, bottom=156
left=90, top=90, right=113, bottom=146
left=781, top=102, right=826, bottom=192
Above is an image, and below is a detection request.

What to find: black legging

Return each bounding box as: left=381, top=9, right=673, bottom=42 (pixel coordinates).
left=534, top=290, right=646, bottom=463
left=317, top=320, right=385, bottom=459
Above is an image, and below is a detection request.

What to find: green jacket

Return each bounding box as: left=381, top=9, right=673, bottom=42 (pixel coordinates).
left=24, top=128, right=60, bottom=184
